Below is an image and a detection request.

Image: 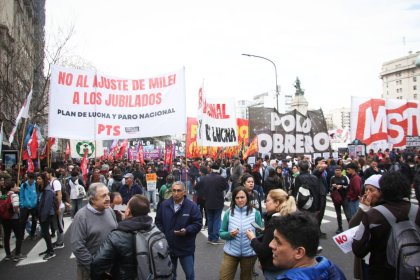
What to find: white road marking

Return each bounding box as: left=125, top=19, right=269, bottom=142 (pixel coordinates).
left=17, top=217, right=72, bottom=266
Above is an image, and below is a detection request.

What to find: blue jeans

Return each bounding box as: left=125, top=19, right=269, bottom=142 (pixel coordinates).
left=71, top=198, right=84, bottom=218
left=171, top=254, right=194, bottom=280
left=146, top=190, right=157, bottom=210
left=187, top=181, right=193, bottom=194
left=206, top=208, right=223, bottom=242
left=345, top=199, right=359, bottom=220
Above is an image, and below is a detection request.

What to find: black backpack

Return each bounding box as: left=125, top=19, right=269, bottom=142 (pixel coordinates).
left=135, top=225, right=173, bottom=280
left=296, top=183, right=314, bottom=210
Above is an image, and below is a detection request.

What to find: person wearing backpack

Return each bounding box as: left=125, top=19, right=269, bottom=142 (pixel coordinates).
left=19, top=172, right=38, bottom=240
left=67, top=170, right=86, bottom=219
left=155, top=181, right=202, bottom=280
left=1, top=180, right=25, bottom=261
left=292, top=160, right=320, bottom=214
left=352, top=171, right=420, bottom=280
left=157, top=174, right=175, bottom=211
left=91, top=194, right=161, bottom=280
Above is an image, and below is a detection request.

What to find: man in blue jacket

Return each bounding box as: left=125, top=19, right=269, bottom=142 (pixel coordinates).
left=20, top=172, right=38, bottom=239
left=269, top=212, right=346, bottom=280
left=155, top=181, right=202, bottom=280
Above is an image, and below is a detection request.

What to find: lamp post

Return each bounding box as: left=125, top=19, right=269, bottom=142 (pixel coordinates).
left=242, top=53, right=279, bottom=112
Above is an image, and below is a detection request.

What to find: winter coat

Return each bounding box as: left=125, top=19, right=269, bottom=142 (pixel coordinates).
left=20, top=180, right=38, bottom=209
left=37, top=185, right=55, bottom=223
left=91, top=215, right=153, bottom=280
left=250, top=212, right=283, bottom=273
left=219, top=206, right=262, bottom=258
left=199, top=172, right=229, bottom=210
left=155, top=197, right=202, bottom=257
left=277, top=256, right=346, bottom=280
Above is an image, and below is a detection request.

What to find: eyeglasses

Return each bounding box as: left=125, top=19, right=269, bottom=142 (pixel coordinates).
left=172, top=189, right=184, bottom=193
left=235, top=196, right=246, bottom=199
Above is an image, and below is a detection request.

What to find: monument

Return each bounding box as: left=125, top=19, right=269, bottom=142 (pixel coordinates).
left=290, top=77, right=309, bottom=115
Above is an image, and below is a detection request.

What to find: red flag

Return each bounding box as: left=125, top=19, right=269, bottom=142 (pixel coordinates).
left=243, top=136, right=258, bottom=160
left=23, top=127, right=39, bottom=160
left=64, top=142, right=70, bottom=161
left=80, top=149, right=89, bottom=184
left=137, top=144, right=144, bottom=164
left=117, top=139, right=128, bottom=160
left=40, top=137, right=56, bottom=159
left=27, top=158, right=34, bottom=172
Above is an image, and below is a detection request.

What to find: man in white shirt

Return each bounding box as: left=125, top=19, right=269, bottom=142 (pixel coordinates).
left=45, top=167, right=65, bottom=249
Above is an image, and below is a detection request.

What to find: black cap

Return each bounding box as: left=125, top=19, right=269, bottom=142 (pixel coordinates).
left=345, top=162, right=358, bottom=170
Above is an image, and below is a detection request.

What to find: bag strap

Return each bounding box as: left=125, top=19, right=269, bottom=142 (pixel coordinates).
left=374, top=205, right=397, bottom=225
left=408, top=204, right=419, bottom=221
left=375, top=204, right=419, bottom=225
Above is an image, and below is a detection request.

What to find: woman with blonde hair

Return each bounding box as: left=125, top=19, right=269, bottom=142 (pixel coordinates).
left=246, top=188, right=297, bottom=279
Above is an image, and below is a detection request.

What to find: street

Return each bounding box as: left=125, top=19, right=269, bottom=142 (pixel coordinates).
left=0, top=196, right=360, bottom=279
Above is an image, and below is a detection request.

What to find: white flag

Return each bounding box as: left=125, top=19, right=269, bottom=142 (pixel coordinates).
left=8, top=90, right=33, bottom=144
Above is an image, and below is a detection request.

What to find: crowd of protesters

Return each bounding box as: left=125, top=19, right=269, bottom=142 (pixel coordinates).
left=0, top=146, right=419, bottom=279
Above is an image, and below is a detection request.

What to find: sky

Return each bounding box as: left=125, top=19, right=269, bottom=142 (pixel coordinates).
left=45, top=0, right=420, bottom=117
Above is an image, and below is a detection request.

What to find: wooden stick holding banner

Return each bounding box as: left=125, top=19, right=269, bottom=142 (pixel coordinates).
left=17, top=118, right=28, bottom=186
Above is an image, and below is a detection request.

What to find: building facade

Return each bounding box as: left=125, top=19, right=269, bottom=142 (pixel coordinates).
left=324, top=107, right=350, bottom=130
left=380, top=51, right=420, bottom=101
left=0, top=0, right=45, bottom=148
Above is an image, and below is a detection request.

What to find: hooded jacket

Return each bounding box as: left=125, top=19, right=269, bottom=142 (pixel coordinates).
left=20, top=180, right=38, bottom=209
left=277, top=256, right=346, bottom=280
left=37, top=185, right=55, bottom=223
left=91, top=215, right=153, bottom=280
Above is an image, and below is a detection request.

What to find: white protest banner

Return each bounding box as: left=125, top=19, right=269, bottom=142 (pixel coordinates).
left=196, top=84, right=238, bottom=147
left=48, top=65, right=186, bottom=140
left=332, top=226, right=359, bottom=254
left=70, top=139, right=104, bottom=159
left=351, top=97, right=420, bottom=151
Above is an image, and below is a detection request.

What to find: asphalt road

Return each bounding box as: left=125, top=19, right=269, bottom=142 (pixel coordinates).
left=0, top=197, right=363, bottom=279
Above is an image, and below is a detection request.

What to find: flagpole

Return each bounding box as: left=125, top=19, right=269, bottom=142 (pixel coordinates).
left=17, top=118, right=28, bottom=186
left=48, top=139, right=51, bottom=168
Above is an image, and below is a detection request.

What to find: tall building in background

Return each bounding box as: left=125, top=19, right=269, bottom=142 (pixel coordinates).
left=0, top=0, right=45, bottom=147
left=380, top=51, right=420, bottom=101
left=324, top=107, right=350, bottom=130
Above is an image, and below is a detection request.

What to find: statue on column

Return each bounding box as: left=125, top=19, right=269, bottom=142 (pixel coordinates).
left=294, top=77, right=305, bottom=96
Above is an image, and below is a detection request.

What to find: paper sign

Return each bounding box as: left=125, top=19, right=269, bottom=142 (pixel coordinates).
left=146, top=173, right=157, bottom=191
left=332, top=226, right=359, bottom=254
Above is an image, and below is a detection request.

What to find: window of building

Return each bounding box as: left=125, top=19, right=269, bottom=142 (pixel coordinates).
left=414, top=76, right=417, bottom=82
left=414, top=94, right=418, bottom=99
left=414, top=85, right=417, bottom=91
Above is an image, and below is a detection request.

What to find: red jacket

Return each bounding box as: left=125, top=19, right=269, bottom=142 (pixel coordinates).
left=346, top=173, right=361, bottom=201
